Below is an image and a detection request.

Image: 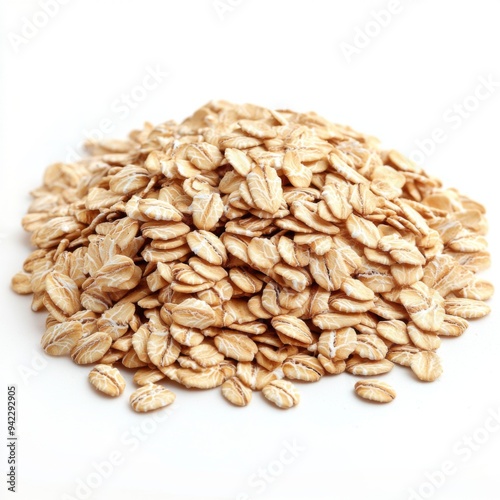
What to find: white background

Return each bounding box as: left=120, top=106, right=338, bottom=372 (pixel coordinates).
left=1, top=1, right=499, bottom=499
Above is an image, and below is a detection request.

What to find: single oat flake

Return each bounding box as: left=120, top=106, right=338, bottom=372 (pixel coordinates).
left=11, top=100, right=493, bottom=411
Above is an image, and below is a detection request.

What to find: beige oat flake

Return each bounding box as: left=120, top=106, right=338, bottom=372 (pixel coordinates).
left=130, top=383, right=176, bottom=412
left=221, top=376, right=253, bottom=406
left=262, top=379, right=300, bottom=409
left=410, top=351, right=443, bottom=382
left=354, top=380, right=396, bottom=403
left=89, top=364, right=126, bottom=397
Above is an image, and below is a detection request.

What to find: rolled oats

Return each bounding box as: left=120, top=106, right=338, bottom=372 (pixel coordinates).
left=354, top=380, right=396, bottom=403
left=245, top=165, right=283, bottom=214
left=147, top=330, right=181, bottom=368
left=376, top=320, right=410, bottom=345
left=130, top=383, right=175, bottom=412
left=282, top=353, right=325, bottom=382
left=410, top=351, right=443, bottom=382
left=317, top=328, right=357, bottom=360
left=354, top=334, right=389, bottom=361
left=41, top=320, right=83, bottom=356
left=11, top=272, right=33, bottom=294
left=188, top=343, right=225, bottom=367
left=71, top=332, right=112, bottom=365
left=133, top=367, right=166, bottom=386
left=407, top=322, right=441, bottom=351
left=236, top=362, right=280, bottom=391
left=177, top=363, right=234, bottom=389
left=89, top=364, right=126, bottom=397
left=400, top=282, right=445, bottom=332
left=214, top=332, right=258, bottom=362
left=444, top=298, right=491, bottom=319
left=318, top=356, right=346, bottom=375
left=171, top=298, right=216, bottom=329
left=11, top=101, right=493, bottom=411
left=386, top=344, right=420, bottom=367
left=262, top=379, right=300, bottom=409
left=221, top=376, right=253, bottom=406
left=346, top=356, right=394, bottom=376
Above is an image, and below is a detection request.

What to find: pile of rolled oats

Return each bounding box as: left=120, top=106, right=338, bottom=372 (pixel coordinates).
left=12, top=101, right=493, bottom=410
